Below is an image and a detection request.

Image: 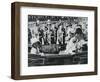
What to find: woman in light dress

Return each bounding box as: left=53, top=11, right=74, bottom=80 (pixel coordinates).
left=65, top=26, right=87, bottom=55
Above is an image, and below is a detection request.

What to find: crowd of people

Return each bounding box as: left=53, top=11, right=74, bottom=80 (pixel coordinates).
left=28, top=16, right=88, bottom=55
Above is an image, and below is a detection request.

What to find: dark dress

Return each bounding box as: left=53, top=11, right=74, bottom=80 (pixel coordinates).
left=62, top=27, right=66, bottom=44
left=38, top=29, right=44, bottom=44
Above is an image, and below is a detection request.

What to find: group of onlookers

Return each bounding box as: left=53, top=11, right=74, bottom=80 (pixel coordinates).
left=28, top=18, right=88, bottom=55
